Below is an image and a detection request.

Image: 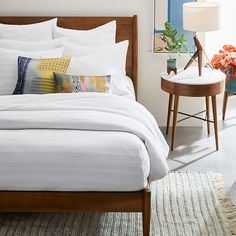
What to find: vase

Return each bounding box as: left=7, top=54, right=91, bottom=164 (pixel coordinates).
left=225, top=67, right=236, bottom=94
left=167, top=59, right=177, bottom=75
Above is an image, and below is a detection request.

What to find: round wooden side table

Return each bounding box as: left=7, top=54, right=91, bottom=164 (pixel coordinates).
left=161, top=67, right=225, bottom=151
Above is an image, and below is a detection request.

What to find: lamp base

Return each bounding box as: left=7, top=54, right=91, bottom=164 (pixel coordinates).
left=184, top=35, right=203, bottom=76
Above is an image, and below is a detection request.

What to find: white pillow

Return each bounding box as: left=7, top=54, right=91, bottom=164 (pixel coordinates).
left=67, top=51, right=120, bottom=76
left=0, top=18, right=57, bottom=41
left=67, top=50, right=131, bottom=95
left=0, top=38, right=64, bottom=51
left=0, top=47, right=63, bottom=95
left=53, top=21, right=116, bottom=46
left=63, top=40, right=128, bottom=75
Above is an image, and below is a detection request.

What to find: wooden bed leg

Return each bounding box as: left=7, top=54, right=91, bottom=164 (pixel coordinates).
left=142, top=188, right=151, bottom=236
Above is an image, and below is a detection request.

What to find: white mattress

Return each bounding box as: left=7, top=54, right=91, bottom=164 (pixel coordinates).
left=0, top=129, right=150, bottom=191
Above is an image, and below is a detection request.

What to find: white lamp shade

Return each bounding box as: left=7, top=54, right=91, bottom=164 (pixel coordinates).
left=183, top=2, right=221, bottom=32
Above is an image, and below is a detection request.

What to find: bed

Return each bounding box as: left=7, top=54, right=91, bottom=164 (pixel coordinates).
left=0, top=16, right=169, bottom=236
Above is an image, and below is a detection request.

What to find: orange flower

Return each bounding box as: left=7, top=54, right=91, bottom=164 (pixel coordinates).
left=207, top=44, right=236, bottom=80
left=223, top=44, right=236, bottom=52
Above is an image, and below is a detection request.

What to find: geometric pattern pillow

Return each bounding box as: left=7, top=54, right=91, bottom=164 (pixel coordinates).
left=13, top=56, right=71, bottom=94
left=53, top=72, right=111, bottom=93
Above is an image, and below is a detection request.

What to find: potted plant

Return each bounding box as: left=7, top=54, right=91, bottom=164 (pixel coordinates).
left=155, top=22, right=188, bottom=74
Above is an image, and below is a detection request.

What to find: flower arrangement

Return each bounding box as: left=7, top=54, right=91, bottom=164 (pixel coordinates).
left=209, top=44, right=236, bottom=80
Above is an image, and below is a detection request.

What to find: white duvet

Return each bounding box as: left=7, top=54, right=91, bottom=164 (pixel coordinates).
left=0, top=93, right=169, bottom=182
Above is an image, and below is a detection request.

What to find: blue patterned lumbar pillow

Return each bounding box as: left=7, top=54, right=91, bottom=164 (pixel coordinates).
left=14, top=56, right=71, bottom=94
left=53, top=72, right=111, bottom=93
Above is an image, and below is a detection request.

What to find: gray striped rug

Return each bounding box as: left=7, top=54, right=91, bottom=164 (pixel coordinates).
left=0, top=172, right=235, bottom=236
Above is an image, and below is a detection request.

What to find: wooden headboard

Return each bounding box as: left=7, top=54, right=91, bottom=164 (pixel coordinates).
left=0, top=16, right=138, bottom=95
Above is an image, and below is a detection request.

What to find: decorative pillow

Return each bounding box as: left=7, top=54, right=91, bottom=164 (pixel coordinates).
left=0, top=47, right=64, bottom=95
left=0, top=18, right=57, bottom=41
left=53, top=21, right=116, bottom=46
left=14, top=57, right=71, bottom=95
left=54, top=72, right=111, bottom=93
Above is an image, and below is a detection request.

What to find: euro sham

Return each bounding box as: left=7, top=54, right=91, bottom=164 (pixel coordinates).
left=53, top=21, right=116, bottom=46
left=0, top=18, right=57, bottom=41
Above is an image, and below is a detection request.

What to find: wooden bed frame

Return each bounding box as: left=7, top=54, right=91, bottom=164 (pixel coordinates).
left=0, top=16, right=151, bottom=236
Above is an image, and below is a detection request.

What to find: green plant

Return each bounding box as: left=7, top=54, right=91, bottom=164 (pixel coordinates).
left=155, top=22, right=188, bottom=59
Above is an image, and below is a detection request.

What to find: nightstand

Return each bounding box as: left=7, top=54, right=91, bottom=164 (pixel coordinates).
left=161, top=67, right=225, bottom=151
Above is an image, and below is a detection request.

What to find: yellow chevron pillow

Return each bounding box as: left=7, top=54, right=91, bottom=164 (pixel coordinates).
left=14, top=56, right=71, bottom=94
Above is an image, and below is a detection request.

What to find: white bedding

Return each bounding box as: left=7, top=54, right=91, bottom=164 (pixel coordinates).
left=0, top=93, right=169, bottom=191
left=0, top=130, right=150, bottom=191
left=123, top=76, right=136, bottom=100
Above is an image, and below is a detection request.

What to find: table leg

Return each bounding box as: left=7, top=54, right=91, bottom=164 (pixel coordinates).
left=166, top=94, right=173, bottom=135
left=212, top=95, right=219, bottom=151
left=171, top=95, right=179, bottom=151
left=205, top=96, right=210, bottom=135
left=222, top=92, right=229, bottom=121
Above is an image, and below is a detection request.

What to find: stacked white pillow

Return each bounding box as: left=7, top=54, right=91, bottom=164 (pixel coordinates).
left=57, top=20, right=128, bottom=95
left=53, top=21, right=116, bottom=46
left=0, top=18, right=131, bottom=96
left=0, top=18, right=57, bottom=41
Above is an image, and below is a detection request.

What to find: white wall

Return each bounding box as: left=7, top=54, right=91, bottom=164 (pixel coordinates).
left=0, top=0, right=204, bottom=126
left=205, top=0, right=236, bottom=59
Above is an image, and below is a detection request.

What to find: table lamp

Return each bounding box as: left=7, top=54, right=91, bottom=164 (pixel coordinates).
left=183, top=2, right=221, bottom=76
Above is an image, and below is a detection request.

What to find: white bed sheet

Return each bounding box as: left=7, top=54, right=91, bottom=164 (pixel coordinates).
left=0, top=129, right=150, bottom=192
left=0, top=92, right=169, bottom=191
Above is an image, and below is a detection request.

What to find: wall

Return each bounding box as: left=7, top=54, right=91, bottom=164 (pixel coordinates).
left=0, top=0, right=204, bottom=126
left=205, top=0, right=236, bottom=59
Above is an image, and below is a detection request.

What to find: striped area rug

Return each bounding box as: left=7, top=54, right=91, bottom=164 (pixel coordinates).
left=0, top=172, right=235, bottom=236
